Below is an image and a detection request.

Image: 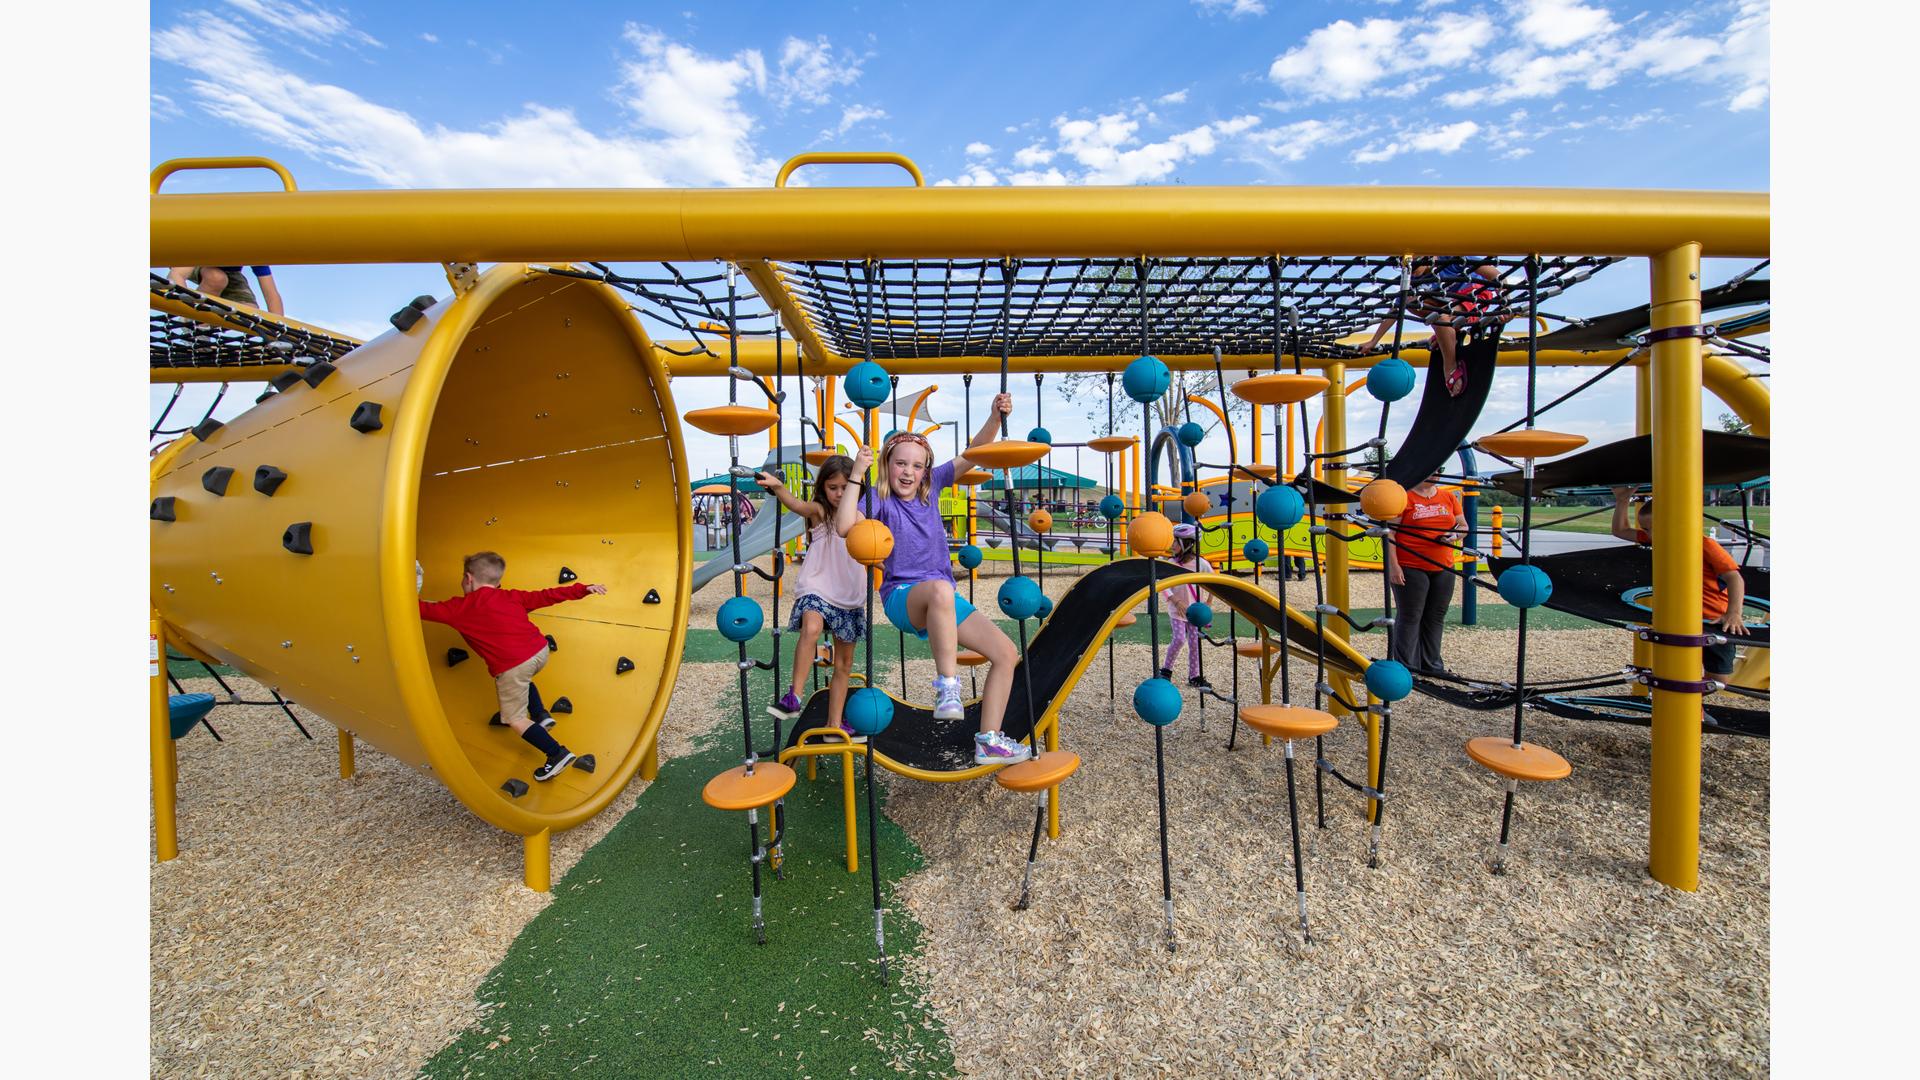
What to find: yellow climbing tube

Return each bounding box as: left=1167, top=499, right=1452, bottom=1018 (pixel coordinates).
left=149, top=265, right=692, bottom=888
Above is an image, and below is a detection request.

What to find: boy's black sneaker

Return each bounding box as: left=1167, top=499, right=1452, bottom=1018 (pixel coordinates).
left=534, top=750, right=576, bottom=781
left=1187, top=675, right=1211, bottom=689
left=1157, top=666, right=1173, bottom=681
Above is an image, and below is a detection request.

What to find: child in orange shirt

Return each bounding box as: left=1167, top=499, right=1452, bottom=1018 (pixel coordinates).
left=1610, top=488, right=1748, bottom=675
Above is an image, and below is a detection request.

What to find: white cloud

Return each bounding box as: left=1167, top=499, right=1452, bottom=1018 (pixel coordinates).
left=934, top=164, right=1000, bottom=187
left=1012, top=144, right=1055, bottom=167
left=1246, top=118, right=1364, bottom=162
left=1193, top=0, right=1268, bottom=16
left=1054, top=112, right=1262, bottom=184
left=829, top=104, right=888, bottom=136
left=1268, top=13, right=1493, bottom=101
left=1715, top=0, right=1770, bottom=111
left=152, top=15, right=783, bottom=187
left=1516, top=0, right=1616, bottom=50
left=221, top=0, right=382, bottom=48
left=772, top=35, right=863, bottom=108
left=1156, top=89, right=1189, bottom=105
left=419, top=32, right=438, bottom=44
left=1349, top=120, right=1479, bottom=164
left=1267, top=1, right=1762, bottom=114
left=151, top=92, right=184, bottom=121
left=965, top=141, right=993, bottom=157
left=940, top=112, right=1260, bottom=187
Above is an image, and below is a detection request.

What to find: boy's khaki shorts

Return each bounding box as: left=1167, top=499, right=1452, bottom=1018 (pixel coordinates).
left=495, top=649, right=549, bottom=725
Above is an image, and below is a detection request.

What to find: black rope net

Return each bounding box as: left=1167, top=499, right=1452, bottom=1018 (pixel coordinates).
left=532, top=262, right=780, bottom=355
left=769, top=256, right=1620, bottom=360
left=150, top=275, right=360, bottom=371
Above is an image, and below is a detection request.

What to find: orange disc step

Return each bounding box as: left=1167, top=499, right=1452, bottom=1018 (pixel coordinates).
left=1236, top=639, right=1279, bottom=658
left=1464, top=737, right=1571, bottom=782
left=1238, top=704, right=1339, bottom=740
left=1086, top=436, right=1134, bottom=454
left=954, top=650, right=990, bottom=667
left=702, top=762, right=798, bottom=811
left=1232, top=373, right=1331, bottom=406
left=1473, top=430, right=1588, bottom=460
left=966, top=440, right=1052, bottom=470
left=994, top=750, right=1081, bottom=792
left=686, top=405, right=780, bottom=437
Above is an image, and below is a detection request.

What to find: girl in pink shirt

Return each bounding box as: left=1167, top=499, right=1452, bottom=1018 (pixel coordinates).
left=1158, top=523, right=1215, bottom=687
left=758, top=456, right=866, bottom=737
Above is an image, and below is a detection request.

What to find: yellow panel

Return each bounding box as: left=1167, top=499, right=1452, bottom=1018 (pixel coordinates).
left=152, top=264, right=691, bottom=837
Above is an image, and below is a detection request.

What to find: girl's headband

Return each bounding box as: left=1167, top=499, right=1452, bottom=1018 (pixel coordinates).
left=882, top=431, right=931, bottom=457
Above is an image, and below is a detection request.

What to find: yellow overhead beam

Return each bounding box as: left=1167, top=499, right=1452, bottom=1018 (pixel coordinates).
left=152, top=185, right=1768, bottom=266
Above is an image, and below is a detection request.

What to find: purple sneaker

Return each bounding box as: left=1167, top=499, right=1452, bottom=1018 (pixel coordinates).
left=973, top=731, right=1034, bottom=766
left=767, top=691, right=802, bottom=721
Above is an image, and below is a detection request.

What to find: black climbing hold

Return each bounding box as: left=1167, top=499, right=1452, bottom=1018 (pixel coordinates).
left=301, top=361, right=337, bottom=388
left=190, top=418, right=223, bottom=443
left=349, top=401, right=383, bottom=433
left=282, top=521, right=314, bottom=555
left=643, top=589, right=661, bottom=605
left=558, top=566, right=577, bottom=584
left=550, top=696, right=573, bottom=714
left=150, top=497, right=176, bottom=522
left=572, top=754, right=597, bottom=774
left=254, top=465, right=288, bottom=496
left=447, top=647, right=469, bottom=667
left=390, top=295, right=436, bottom=332
left=202, top=466, right=234, bottom=495
left=269, top=370, right=304, bottom=393
left=501, top=778, right=529, bottom=798
left=546, top=634, right=559, bottom=652
left=255, top=388, right=276, bottom=405
left=615, top=656, right=635, bottom=675
left=488, top=711, right=505, bottom=726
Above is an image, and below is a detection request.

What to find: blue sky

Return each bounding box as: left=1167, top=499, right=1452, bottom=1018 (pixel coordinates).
left=150, top=0, right=1770, bottom=476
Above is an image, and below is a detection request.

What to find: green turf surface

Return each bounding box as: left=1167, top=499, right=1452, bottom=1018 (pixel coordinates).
left=419, top=683, right=954, bottom=1079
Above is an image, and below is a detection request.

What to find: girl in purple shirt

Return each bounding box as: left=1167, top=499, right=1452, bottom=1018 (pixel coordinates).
left=836, top=393, right=1031, bottom=766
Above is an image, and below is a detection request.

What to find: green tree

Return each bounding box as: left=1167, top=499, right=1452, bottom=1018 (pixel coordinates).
left=1718, top=411, right=1751, bottom=435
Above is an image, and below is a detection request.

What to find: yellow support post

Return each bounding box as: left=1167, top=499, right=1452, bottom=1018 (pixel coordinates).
left=1046, top=721, right=1061, bottom=839
left=1648, top=243, right=1705, bottom=892
left=640, top=738, right=659, bottom=782
left=525, top=828, right=551, bottom=892
left=337, top=729, right=355, bottom=779
left=1632, top=363, right=1654, bottom=698
left=842, top=748, right=858, bottom=872
left=151, top=613, right=179, bottom=862
left=1321, top=365, right=1375, bottom=814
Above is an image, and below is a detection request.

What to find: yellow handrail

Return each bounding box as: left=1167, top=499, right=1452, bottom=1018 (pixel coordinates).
left=775, top=152, right=925, bottom=189
left=151, top=156, right=298, bottom=195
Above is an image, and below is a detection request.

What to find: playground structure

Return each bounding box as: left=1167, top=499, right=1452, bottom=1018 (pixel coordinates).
left=151, top=153, right=1769, bottom=907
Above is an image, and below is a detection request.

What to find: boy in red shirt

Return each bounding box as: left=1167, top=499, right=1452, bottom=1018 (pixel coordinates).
left=419, top=551, right=607, bottom=780
left=1610, top=489, right=1748, bottom=676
